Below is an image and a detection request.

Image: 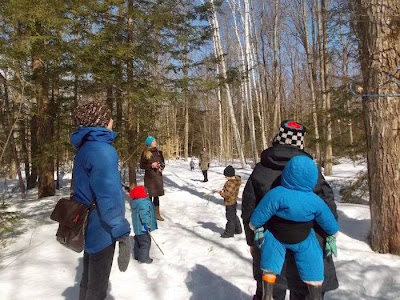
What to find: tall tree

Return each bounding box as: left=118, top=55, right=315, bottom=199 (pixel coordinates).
left=208, top=0, right=246, bottom=167
left=352, top=0, right=400, bottom=254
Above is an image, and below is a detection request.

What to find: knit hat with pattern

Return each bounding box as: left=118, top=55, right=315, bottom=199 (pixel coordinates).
left=272, top=120, right=306, bottom=150
left=74, top=101, right=111, bottom=127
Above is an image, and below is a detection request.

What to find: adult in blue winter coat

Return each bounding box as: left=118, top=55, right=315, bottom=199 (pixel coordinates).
left=250, top=155, right=339, bottom=300
left=129, top=185, right=158, bottom=264
left=242, top=120, right=338, bottom=300
left=71, top=101, right=131, bottom=300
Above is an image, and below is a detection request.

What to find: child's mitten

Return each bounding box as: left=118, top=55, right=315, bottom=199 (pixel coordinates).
left=254, top=227, right=265, bottom=249
left=117, top=235, right=131, bottom=272
left=325, top=235, right=337, bottom=257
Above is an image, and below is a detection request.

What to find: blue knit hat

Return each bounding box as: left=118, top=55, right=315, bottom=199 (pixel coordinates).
left=145, top=136, right=155, bottom=147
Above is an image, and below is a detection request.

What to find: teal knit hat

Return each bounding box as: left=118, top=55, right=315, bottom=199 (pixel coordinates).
left=145, top=136, right=155, bottom=147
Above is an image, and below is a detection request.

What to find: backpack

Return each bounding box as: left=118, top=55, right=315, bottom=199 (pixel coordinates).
left=50, top=196, right=95, bottom=253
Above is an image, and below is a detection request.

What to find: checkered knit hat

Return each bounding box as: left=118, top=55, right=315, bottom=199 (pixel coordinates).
left=273, top=120, right=306, bottom=150
left=74, top=101, right=111, bottom=127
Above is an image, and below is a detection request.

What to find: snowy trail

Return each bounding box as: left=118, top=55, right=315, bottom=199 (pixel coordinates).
left=1, top=159, right=400, bottom=299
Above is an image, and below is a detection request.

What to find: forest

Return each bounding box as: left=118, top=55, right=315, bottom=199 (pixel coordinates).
left=0, top=0, right=399, bottom=254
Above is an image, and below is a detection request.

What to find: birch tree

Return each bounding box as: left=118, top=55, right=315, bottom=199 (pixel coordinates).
left=209, top=0, right=246, bottom=167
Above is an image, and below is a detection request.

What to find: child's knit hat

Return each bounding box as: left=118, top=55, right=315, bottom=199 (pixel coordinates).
left=223, top=165, right=235, bottom=177
left=272, top=120, right=306, bottom=150
left=129, top=186, right=148, bottom=200
left=74, top=101, right=111, bottom=127
left=145, top=136, right=155, bottom=147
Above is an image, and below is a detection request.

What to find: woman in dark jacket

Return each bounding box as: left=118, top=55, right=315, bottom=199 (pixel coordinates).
left=242, top=120, right=338, bottom=300
left=140, top=136, right=165, bottom=221
left=71, top=102, right=131, bottom=300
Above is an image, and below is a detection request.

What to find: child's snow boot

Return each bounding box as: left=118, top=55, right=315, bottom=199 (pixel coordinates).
left=262, top=272, right=276, bottom=300
left=307, top=284, right=322, bottom=300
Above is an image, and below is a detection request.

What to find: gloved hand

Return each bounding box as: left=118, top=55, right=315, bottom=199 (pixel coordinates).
left=325, top=235, right=337, bottom=257
left=117, top=235, right=131, bottom=272
left=142, top=224, right=150, bottom=232
left=254, top=227, right=265, bottom=249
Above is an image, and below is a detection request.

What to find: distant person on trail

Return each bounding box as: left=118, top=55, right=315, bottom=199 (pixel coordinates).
left=217, top=165, right=243, bottom=238
left=242, top=120, right=339, bottom=300
left=71, top=101, right=131, bottom=300
left=140, top=136, right=166, bottom=221
left=190, top=157, right=195, bottom=171
left=129, top=185, right=158, bottom=264
left=250, top=155, right=339, bottom=300
left=199, top=147, right=210, bottom=182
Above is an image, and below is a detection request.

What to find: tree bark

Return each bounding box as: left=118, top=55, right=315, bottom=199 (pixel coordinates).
left=32, top=22, right=55, bottom=198
left=272, top=0, right=281, bottom=131
left=352, top=0, right=400, bottom=254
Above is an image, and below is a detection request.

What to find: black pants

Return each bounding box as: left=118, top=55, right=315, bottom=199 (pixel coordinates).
left=202, top=170, right=208, bottom=181
left=252, top=247, right=325, bottom=300
left=152, top=196, right=159, bottom=206
left=79, top=243, right=115, bottom=300
left=134, top=234, right=151, bottom=262
left=225, top=203, right=242, bottom=235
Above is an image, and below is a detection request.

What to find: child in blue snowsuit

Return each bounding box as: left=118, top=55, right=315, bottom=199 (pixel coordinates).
left=129, top=185, right=158, bottom=264
left=250, top=155, right=339, bottom=300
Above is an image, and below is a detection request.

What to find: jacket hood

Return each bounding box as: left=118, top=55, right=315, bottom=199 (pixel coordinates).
left=260, top=144, right=312, bottom=170
left=281, top=155, right=318, bottom=192
left=70, top=126, right=117, bottom=149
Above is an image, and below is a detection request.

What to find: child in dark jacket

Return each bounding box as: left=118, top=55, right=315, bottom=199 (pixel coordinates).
left=129, top=185, right=158, bottom=264
left=250, top=155, right=339, bottom=300
left=218, top=165, right=243, bottom=238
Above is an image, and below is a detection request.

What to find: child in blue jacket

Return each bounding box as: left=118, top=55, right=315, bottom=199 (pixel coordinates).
left=129, top=185, right=158, bottom=264
left=250, top=155, right=339, bottom=300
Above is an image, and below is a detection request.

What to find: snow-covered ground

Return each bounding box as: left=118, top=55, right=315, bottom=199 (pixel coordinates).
left=1, top=159, right=400, bottom=300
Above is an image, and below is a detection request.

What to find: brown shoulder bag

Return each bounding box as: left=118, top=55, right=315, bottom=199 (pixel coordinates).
left=50, top=196, right=95, bottom=253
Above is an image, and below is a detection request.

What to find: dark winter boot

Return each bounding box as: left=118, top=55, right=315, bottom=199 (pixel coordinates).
left=262, top=273, right=276, bottom=300
left=155, top=206, right=164, bottom=221
left=234, top=217, right=243, bottom=234
left=307, top=284, right=323, bottom=300
left=220, top=231, right=234, bottom=238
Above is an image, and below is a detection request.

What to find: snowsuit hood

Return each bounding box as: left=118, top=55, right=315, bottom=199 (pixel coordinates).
left=282, top=155, right=318, bottom=192
left=70, top=126, right=117, bottom=149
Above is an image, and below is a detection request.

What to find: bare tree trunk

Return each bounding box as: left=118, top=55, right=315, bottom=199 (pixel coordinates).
left=352, top=0, right=400, bottom=254
left=243, top=0, right=258, bottom=163
left=301, top=0, right=321, bottom=162
left=1, top=73, right=25, bottom=198
left=127, top=0, right=137, bottom=187
left=209, top=0, right=246, bottom=167
left=272, top=0, right=281, bottom=131
left=183, top=53, right=189, bottom=161
left=319, top=0, right=333, bottom=175
left=32, top=35, right=55, bottom=198
left=227, top=0, right=255, bottom=161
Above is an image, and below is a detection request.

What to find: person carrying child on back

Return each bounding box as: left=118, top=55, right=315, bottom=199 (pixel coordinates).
left=218, top=165, right=243, bottom=238
left=129, top=185, right=158, bottom=264
left=249, top=155, right=339, bottom=300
